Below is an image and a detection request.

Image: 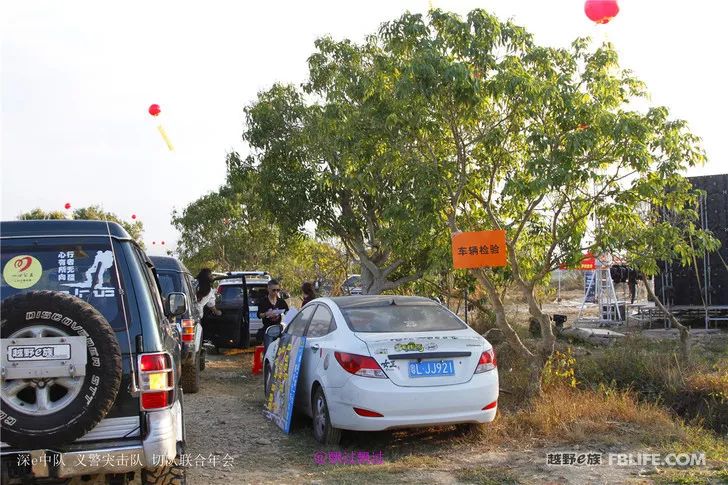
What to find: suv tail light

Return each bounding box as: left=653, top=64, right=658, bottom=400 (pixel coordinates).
left=139, top=352, right=174, bottom=410
left=475, top=349, right=497, bottom=374
left=334, top=352, right=387, bottom=378
left=181, top=319, right=195, bottom=343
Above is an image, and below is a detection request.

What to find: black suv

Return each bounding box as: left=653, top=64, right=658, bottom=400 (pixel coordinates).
left=0, top=220, right=187, bottom=484
left=150, top=256, right=205, bottom=393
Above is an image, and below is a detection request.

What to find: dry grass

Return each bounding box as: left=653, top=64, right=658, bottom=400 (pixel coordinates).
left=318, top=454, right=441, bottom=484
left=478, top=386, right=679, bottom=449
left=685, top=371, right=728, bottom=401
left=454, top=466, right=520, bottom=484
left=469, top=385, right=728, bottom=464
left=653, top=467, right=728, bottom=485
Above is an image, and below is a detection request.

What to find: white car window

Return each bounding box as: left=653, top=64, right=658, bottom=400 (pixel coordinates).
left=286, top=305, right=315, bottom=337
left=306, top=306, right=334, bottom=338
left=341, top=304, right=467, bottom=333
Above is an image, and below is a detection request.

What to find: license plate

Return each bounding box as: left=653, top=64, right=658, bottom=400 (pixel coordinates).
left=7, top=344, right=72, bottom=362
left=249, top=311, right=258, bottom=321
left=408, top=360, right=455, bottom=377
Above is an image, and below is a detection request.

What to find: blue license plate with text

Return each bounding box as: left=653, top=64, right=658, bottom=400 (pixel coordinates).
left=408, top=360, right=455, bottom=377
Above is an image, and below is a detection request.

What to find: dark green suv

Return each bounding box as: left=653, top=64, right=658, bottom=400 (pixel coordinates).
left=1, top=220, right=187, bottom=484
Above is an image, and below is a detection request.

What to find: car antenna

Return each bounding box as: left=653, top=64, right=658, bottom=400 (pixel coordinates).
left=104, top=218, right=140, bottom=395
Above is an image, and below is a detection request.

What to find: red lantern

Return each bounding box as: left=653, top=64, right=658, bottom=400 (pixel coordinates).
left=131, top=214, right=137, bottom=220
left=152, top=241, right=156, bottom=245
left=148, top=104, right=161, bottom=116
left=161, top=241, right=165, bottom=245
left=64, top=202, right=71, bottom=210
left=584, top=0, right=619, bottom=24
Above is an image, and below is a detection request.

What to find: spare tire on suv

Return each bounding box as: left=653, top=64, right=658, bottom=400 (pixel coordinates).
left=1, top=291, right=122, bottom=448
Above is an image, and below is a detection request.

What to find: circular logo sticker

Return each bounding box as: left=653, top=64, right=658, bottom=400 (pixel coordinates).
left=3, top=255, right=43, bottom=289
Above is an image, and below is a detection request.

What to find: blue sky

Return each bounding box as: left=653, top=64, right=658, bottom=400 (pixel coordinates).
left=2, top=0, right=726, bottom=255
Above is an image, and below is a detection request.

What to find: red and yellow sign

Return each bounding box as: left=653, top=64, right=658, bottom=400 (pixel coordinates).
left=452, top=230, right=507, bottom=269
left=559, top=253, right=597, bottom=271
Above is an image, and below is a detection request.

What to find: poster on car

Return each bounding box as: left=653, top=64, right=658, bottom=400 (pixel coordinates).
left=263, top=332, right=306, bottom=433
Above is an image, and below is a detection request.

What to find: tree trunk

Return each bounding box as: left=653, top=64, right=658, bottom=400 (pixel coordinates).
left=642, top=275, right=691, bottom=362
left=520, top=283, right=556, bottom=397
left=472, top=269, right=537, bottom=369
left=360, top=266, right=373, bottom=294
left=359, top=263, right=406, bottom=295
left=525, top=359, right=546, bottom=398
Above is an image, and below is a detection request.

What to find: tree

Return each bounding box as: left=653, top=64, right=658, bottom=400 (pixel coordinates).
left=241, top=40, right=450, bottom=294
left=18, top=206, right=144, bottom=246
left=364, top=9, right=708, bottom=396
left=266, top=237, right=353, bottom=298
left=172, top=153, right=281, bottom=273
left=601, top=174, right=720, bottom=361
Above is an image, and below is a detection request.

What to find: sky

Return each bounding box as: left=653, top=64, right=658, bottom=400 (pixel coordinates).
left=2, top=1, right=727, bottom=256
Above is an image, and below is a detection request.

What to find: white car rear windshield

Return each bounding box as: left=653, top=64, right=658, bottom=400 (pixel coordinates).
left=341, top=305, right=466, bottom=333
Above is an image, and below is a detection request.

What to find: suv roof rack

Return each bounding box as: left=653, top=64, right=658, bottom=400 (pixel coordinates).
left=228, top=271, right=269, bottom=277
left=212, top=271, right=270, bottom=282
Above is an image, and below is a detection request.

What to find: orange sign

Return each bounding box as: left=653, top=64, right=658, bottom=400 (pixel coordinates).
left=452, top=230, right=507, bottom=269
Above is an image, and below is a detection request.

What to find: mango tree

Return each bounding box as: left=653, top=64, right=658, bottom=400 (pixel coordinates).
left=375, top=10, right=709, bottom=395
left=242, top=55, right=447, bottom=294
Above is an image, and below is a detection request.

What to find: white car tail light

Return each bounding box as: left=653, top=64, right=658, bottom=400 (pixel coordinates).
left=482, top=400, right=497, bottom=410
left=139, top=352, right=174, bottom=410
left=353, top=407, right=384, bottom=417
left=474, top=349, right=497, bottom=373
left=334, top=352, right=387, bottom=378
left=181, top=318, right=195, bottom=343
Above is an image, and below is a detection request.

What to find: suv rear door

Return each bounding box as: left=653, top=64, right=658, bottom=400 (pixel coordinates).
left=0, top=237, right=142, bottom=436
left=202, top=276, right=250, bottom=348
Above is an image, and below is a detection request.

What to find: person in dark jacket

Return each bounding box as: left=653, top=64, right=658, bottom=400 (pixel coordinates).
left=627, top=268, right=639, bottom=304
left=301, top=281, right=316, bottom=306
left=256, top=279, right=288, bottom=341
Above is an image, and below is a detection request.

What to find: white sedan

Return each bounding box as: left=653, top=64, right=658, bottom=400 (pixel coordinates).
left=263, top=295, right=499, bottom=444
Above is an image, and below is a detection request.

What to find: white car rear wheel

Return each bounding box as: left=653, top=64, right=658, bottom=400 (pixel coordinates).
left=312, top=387, right=341, bottom=445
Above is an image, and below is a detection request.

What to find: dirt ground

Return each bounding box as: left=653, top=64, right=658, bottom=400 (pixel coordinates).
left=181, top=350, right=672, bottom=485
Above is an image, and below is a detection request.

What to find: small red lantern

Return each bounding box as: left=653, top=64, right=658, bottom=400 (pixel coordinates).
left=148, top=104, right=161, bottom=116
left=64, top=202, right=71, bottom=210
left=161, top=241, right=165, bottom=245
left=131, top=214, right=137, bottom=220
left=584, top=0, right=619, bottom=24
left=152, top=241, right=156, bottom=245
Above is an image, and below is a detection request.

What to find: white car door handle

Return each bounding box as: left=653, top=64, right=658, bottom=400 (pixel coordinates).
left=310, top=344, right=320, bottom=352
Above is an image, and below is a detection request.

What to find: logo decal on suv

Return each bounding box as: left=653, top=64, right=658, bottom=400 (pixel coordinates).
left=3, top=255, right=42, bottom=289
left=62, top=250, right=116, bottom=298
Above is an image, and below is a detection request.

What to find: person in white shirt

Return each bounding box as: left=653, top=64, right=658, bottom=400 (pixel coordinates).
left=195, top=268, right=222, bottom=317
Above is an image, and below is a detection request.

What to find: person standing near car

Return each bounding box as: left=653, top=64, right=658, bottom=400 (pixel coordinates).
left=301, top=281, right=316, bottom=306
left=195, top=268, right=222, bottom=317
left=257, top=279, right=288, bottom=341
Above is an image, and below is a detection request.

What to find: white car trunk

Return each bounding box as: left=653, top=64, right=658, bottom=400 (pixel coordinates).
left=355, top=330, right=484, bottom=387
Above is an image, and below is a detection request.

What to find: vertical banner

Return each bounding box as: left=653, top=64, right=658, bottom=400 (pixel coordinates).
left=451, top=230, right=507, bottom=269
left=584, top=270, right=596, bottom=303
left=264, top=333, right=306, bottom=433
